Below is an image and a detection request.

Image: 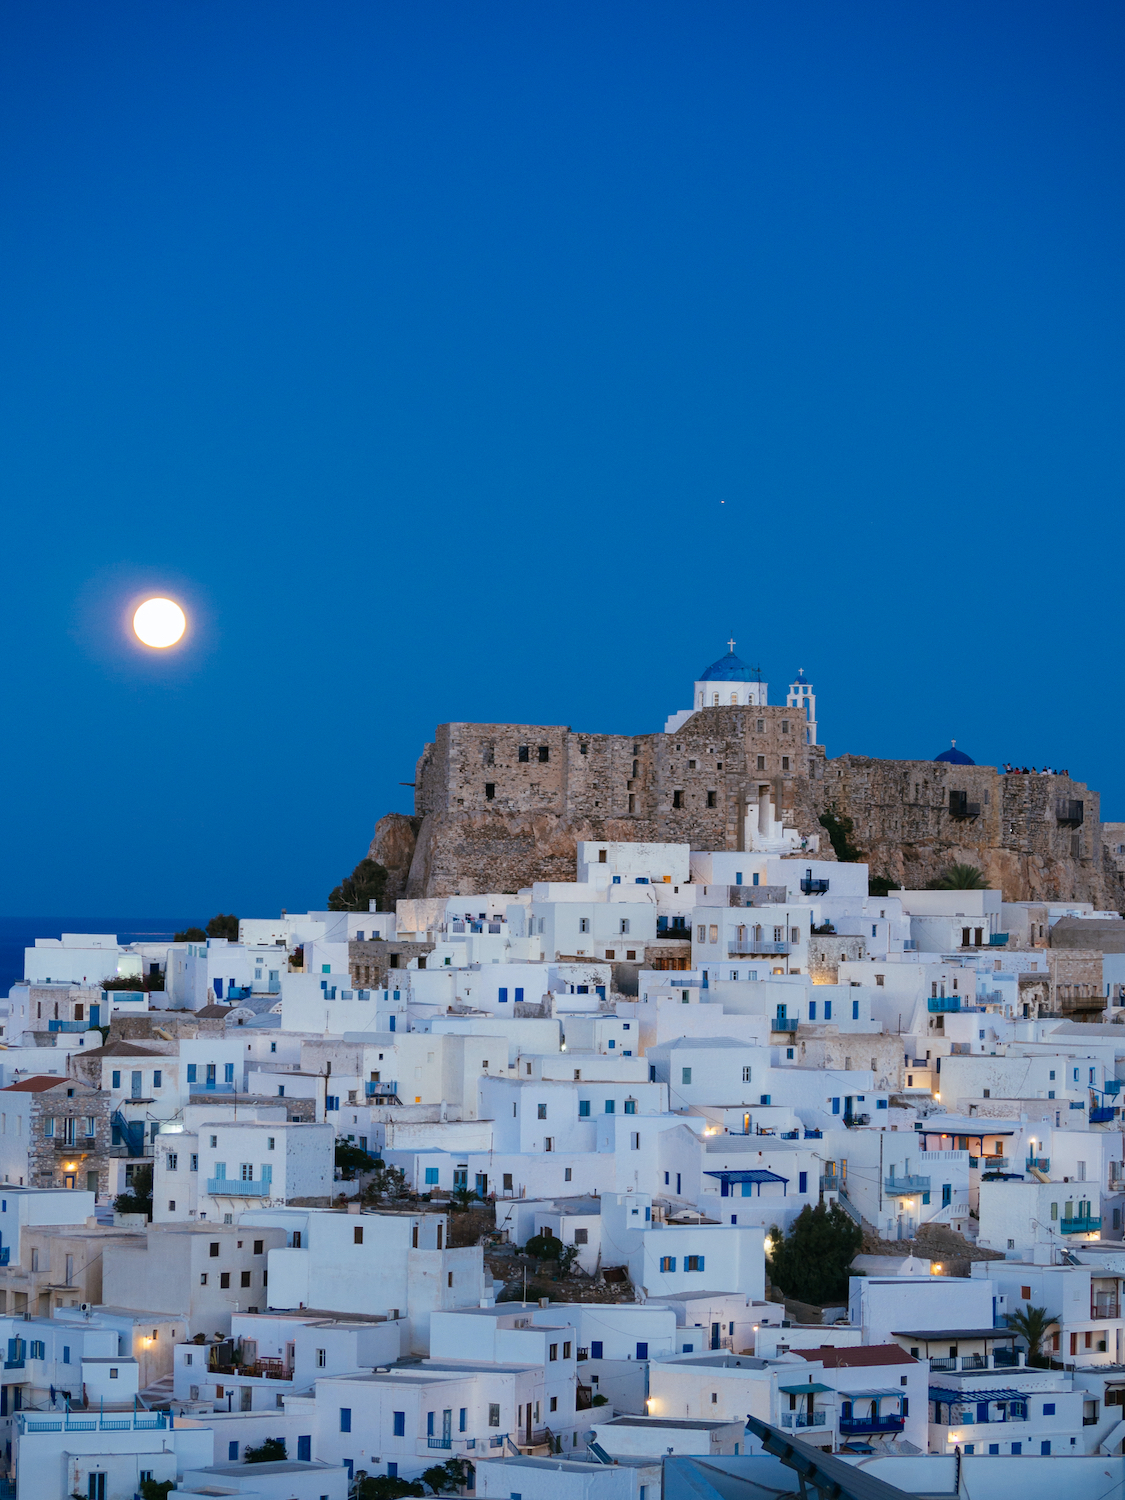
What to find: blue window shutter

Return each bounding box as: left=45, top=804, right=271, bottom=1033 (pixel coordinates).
left=186, top=1064, right=196, bottom=1082
left=808, top=1002, right=816, bottom=1021
left=340, top=1408, right=351, bottom=1432
left=214, top=1162, right=226, bottom=1179
left=111, top=1071, right=120, bottom=1088
left=224, top=1063, right=234, bottom=1083
left=393, top=1412, right=405, bottom=1437
left=262, top=1165, right=272, bottom=1184
left=229, top=1442, right=239, bottom=1461
left=832, top=1098, right=840, bottom=1114
left=799, top=1172, right=808, bottom=1193
left=852, top=1001, right=859, bottom=1019
left=824, top=1001, right=832, bottom=1020
left=515, top=988, right=524, bottom=1002
left=498, top=988, right=507, bottom=1003
left=591, top=1341, right=603, bottom=1359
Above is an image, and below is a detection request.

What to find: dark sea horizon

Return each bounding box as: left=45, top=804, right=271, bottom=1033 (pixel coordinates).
left=0, top=917, right=204, bottom=998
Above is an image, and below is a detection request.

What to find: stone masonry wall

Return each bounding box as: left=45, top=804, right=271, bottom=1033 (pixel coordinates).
left=368, top=709, right=1125, bottom=909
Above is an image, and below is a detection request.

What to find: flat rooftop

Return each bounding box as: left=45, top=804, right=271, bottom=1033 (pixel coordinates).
left=604, top=1416, right=741, bottom=1430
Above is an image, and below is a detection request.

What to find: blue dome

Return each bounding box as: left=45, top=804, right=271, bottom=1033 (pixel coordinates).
left=699, top=650, right=754, bottom=683
left=935, top=742, right=975, bottom=766
left=793, top=668, right=809, bottom=685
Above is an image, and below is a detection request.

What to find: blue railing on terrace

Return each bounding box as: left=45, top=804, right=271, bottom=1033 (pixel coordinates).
left=365, top=1081, right=400, bottom=1097
left=928, top=996, right=961, bottom=1013
left=884, top=1175, right=931, bottom=1195
left=1061, top=1214, right=1101, bottom=1234
left=781, top=1411, right=826, bottom=1429
left=771, top=1017, right=798, bottom=1032
left=207, top=1178, right=269, bottom=1196
left=18, top=1413, right=168, bottom=1434
left=427, top=1437, right=453, bottom=1449
left=729, top=942, right=790, bottom=956
left=839, top=1415, right=904, bottom=1435
left=48, top=1020, right=91, bottom=1033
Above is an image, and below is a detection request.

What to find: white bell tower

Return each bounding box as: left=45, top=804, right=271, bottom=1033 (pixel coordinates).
left=786, top=669, right=817, bottom=746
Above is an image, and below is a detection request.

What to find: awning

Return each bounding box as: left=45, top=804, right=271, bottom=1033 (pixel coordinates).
left=779, top=1382, right=832, bottom=1395
left=893, top=1328, right=1018, bottom=1341
left=847, top=1388, right=907, bottom=1399
left=704, top=1169, right=789, bottom=1184
left=929, top=1387, right=1028, bottom=1403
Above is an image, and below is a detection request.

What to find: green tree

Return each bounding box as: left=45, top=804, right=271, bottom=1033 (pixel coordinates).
left=768, top=1202, right=862, bottom=1305
left=421, top=1459, right=470, bottom=1493
left=139, top=1481, right=175, bottom=1500
left=1006, top=1302, right=1057, bottom=1367
left=114, top=1164, right=153, bottom=1219
left=174, top=926, right=208, bottom=941
left=868, top=875, right=897, bottom=898
left=336, top=1140, right=377, bottom=1180
left=450, top=1184, right=478, bottom=1212
left=328, top=857, right=389, bottom=913
left=361, top=1161, right=410, bottom=1203
left=929, top=862, right=990, bottom=890
left=206, top=913, right=240, bottom=940
left=104, top=972, right=165, bottom=991
left=818, top=808, right=864, bottom=863
left=355, top=1476, right=425, bottom=1500
left=245, top=1437, right=287, bottom=1462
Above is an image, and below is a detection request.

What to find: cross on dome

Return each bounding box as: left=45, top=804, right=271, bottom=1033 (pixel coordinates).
left=727, top=636, right=736, bottom=653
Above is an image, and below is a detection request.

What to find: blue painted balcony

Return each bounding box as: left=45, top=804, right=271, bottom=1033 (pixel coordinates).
left=48, top=1020, right=91, bottom=1033
left=840, top=1415, right=904, bottom=1435
left=226, top=986, right=253, bottom=1001
left=365, top=1081, right=400, bottom=1098
left=928, top=995, right=961, bottom=1013
left=1061, top=1214, right=1101, bottom=1234
left=207, top=1178, right=269, bottom=1196
left=427, top=1437, right=453, bottom=1449
left=781, top=1411, right=827, bottom=1429
left=988, top=933, right=1010, bottom=946
left=1091, top=1107, right=1117, bottom=1124
left=884, top=1175, right=930, bottom=1195
left=1026, top=1156, right=1050, bottom=1173
left=800, top=877, right=830, bottom=895
left=771, top=1017, right=798, bottom=1033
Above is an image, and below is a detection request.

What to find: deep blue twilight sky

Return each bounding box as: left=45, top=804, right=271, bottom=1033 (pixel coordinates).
left=1, top=3, right=1123, bottom=919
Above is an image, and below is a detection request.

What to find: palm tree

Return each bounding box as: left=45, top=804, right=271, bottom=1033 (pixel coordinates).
left=931, top=862, right=990, bottom=890
left=1006, top=1302, right=1056, bottom=1366
left=450, top=1185, right=478, bottom=1212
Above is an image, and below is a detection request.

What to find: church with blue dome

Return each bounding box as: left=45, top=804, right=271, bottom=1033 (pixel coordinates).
left=935, top=740, right=975, bottom=766
left=664, top=641, right=818, bottom=747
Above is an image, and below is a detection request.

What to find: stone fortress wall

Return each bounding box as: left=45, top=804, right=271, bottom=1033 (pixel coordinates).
left=368, top=686, right=1125, bottom=911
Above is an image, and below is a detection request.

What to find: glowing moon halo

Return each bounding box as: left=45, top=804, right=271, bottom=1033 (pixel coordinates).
left=133, top=597, right=186, bottom=649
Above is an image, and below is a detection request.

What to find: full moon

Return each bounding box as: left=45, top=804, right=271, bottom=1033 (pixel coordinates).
left=133, top=597, right=186, bottom=648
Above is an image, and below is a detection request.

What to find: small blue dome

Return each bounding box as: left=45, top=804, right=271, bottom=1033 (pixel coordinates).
left=935, top=741, right=975, bottom=766
left=699, top=650, right=754, bottom=683
left=793, top=668, right=809, bottom=685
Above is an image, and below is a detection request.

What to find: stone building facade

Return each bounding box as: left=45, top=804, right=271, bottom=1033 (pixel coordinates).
left=4, top=1076, right=113, bottom=1197
left=367, top=664, right=1125, bottom=910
